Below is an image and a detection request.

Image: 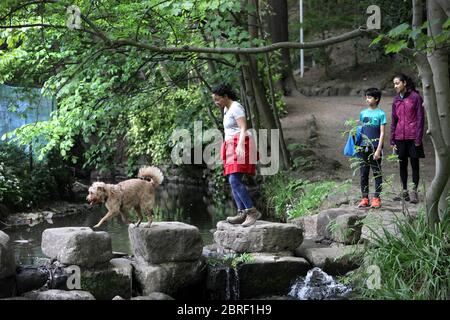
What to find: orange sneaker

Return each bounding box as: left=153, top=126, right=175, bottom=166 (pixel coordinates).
left=358, top=198, right=370, bottom=208
left=371, top=197, right=381, bottom=208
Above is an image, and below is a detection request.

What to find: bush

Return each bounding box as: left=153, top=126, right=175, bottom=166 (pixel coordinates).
left=0, top=143, right=73, bottom=211
left=261, top=171, right=342, bottom=221
left=344, top=211, right=450, bottom=300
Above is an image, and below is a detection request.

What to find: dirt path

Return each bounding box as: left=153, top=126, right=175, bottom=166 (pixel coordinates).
left=280, top=92, right=435, bottom=190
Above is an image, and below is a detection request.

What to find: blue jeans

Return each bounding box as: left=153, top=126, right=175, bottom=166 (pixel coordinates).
left=228, top=173, right=254, bottom=210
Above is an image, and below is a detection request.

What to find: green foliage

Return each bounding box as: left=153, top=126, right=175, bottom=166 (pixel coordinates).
left=372, top=17, right=450, bottom=56
left=347, top=212, right=450, bottom=300
left=0, top=0, right=252, bottom=172
left=288, top=180, right=341, bottom=219
left=261, top=171, right=304, bottom=222
left=0, top=143, right=73, bottom=211
left=261, top=171, right=347, bottom=221
left=231, top=253, right=254, bottom=268
left=206, top=252, right=254, bottom=269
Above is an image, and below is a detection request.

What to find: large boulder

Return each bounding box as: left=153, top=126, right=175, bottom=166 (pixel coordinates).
left=297, top=244, right=363, bottom=275
left=132, top=259, right=205, bottom=296
left=0, top=231, right=15, bottom=279
left=290, top=215, right=319, bottom=239
left=23, top=289, right=95, bottom=300
left=79, top=258, right=133, bottom=300
left=16, top=266, right=49, bottom=295
left=41, top=227, right=113, bottom=267
left=236, top=253, right=310, bottom=299
left=329, top=213, right=366, bottom=244
left=361, top=211, right=410, bottom=244
left=316, top=207, right=362, bottom=239
left=0, top=276, right=15, bottom=299
left=214, top=221, right=303, bottom=253
left=131, top=293, right=174, bottom=300
left=129, top=222, right=203, bottom=264
left=206, top=253, right=310, bottom=300
left=290, top=207, right=365, bottom=241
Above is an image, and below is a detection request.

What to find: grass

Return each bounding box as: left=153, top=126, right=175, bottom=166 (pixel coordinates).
left=342, top=210, right=450, bottom=300
left=261, top=171, right=348, bottom=221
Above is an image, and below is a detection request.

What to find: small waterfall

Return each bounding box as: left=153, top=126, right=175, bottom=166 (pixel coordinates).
left=208, top=264, right=240, bottom=300
left=288, top=267, right=351, bottom=300
left=224, top=266, right=240, bottom=300
left=232, top=266, right=240, bottom=300
left=225, top=267, right=231, bottom=300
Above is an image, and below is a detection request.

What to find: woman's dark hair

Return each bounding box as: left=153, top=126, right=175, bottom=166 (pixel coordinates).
left=393, top=73, right=417, bottom=91
left=364, top=87, right=382, bottom=104
left=212, top=83, right=238, bottom=101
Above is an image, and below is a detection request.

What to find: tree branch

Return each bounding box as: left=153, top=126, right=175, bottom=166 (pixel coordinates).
left=0, top=0, right=47, bottom=22
left=0, top=23, right=98, bottom=37
left=0, top=23, right=65, bottom=29
left=412, top=0, right=423, bottom=29
left=112, top=27, right=367, bottom=54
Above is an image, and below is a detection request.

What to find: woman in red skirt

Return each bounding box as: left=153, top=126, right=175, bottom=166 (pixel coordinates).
left=212, top=83, right=260, bottom=227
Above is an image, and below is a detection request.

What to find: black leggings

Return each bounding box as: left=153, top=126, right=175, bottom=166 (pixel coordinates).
left=399, top=157, right=420, bottom=190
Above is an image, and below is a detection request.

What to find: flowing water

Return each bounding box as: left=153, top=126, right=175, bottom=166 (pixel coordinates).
left=288, top=267, right=351, bottom=300
left=3, top=184, right=235, bottom=266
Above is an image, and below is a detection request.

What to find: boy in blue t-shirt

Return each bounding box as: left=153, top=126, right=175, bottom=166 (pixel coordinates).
left=357, top=88, right=386, bottom=209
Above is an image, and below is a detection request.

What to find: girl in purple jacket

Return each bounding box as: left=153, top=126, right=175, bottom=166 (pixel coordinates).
left=391, top=74, right=425, bottom=203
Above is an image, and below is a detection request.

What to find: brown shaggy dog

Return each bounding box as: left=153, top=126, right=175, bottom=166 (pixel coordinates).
left=86, top=166, right=164, bottom=228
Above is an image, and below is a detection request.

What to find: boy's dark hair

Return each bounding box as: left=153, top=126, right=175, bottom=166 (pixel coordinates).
left=364, top=87, right=382, bottom=104
left=212, top=83, right=238, bottom=101
left=393, top=73, right=417, bottom=92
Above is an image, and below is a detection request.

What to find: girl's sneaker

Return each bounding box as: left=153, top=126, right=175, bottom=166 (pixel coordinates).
left=393, top=190, right=410, bottom=201
left=358, top=198, right=370, bottom=208
left=370, top=197, right=381, bottom=208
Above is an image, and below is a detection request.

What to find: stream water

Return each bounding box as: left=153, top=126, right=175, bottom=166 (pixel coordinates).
left=2, top=184, right=352, bottom=300
left=3, top=184, right=235, bottom=266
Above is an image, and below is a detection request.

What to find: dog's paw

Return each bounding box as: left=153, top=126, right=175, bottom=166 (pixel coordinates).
left=92, top=224, right=101, bottom=229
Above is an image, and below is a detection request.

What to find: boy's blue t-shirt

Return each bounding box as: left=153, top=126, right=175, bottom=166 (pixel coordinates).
left=359, top=107, right=387, bottom=149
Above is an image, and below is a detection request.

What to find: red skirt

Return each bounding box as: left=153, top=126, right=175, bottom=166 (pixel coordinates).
left=221, top=133, right=258, bottom=176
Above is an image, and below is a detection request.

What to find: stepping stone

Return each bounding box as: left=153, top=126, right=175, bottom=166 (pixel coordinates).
left=41, top=227, right=112, bottom=267
left=0, top=231, right=15, bottom=279
left=129, top=222, right=203, bottom=264
left=214, top=220, right=303, bottom=253
left=23, top=289, right=95, bottom=300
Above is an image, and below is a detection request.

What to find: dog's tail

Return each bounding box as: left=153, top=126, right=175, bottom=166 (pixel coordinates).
left=138, top=166, right=164, bottom=187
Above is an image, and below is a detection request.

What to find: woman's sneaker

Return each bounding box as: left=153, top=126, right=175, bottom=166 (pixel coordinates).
left=358, top=198, right=370, bottom=208
left=241, top=207, right=261, bottom=227
left=226, top=210, right=247, bottom=224
left=370, top=197, right=381, bottom=208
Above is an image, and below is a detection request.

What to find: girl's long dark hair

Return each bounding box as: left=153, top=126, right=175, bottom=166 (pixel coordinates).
left=393, top=73, right=417, bottom=92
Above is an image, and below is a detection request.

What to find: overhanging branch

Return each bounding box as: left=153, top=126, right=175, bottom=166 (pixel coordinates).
left=111, top=27, right=368, bottom=54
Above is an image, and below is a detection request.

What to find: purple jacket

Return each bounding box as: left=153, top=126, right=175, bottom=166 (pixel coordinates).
left=390, top=90, right=425, bottom=146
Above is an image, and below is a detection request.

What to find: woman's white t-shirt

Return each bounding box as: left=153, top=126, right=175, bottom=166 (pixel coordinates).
left=223, top=101, right=246, bottom=141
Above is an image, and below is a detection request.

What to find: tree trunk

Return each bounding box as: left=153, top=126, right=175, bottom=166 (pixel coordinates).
left=426, top=0, right=450, bottom=218
left=427, top=0, right=450, bottom=147
left=244, top=0, right=291, bottom=170
left=414, top=53, right=449, bottom=228
left=267, top=0, right=297, bottom=95
left=239, top=54, right=260, bottom=131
